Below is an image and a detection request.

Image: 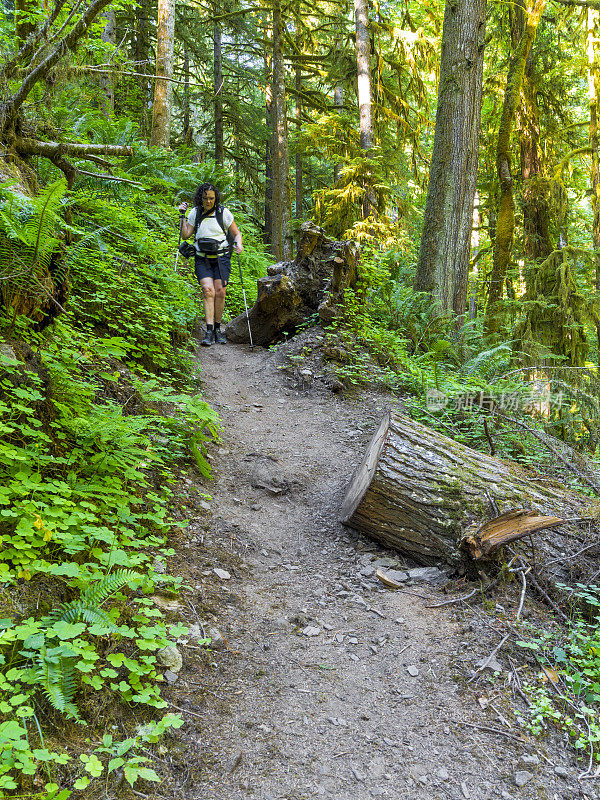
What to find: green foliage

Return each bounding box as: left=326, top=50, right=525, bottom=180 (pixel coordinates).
left=0, top=179, right=69, bottom=318
left=516, top=584, right=600, bottom=761
left=0, top=149, right=233, bottom=795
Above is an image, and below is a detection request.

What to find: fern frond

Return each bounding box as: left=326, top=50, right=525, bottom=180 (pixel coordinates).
left=44, top=569, right=140, bottom=627
left=36, top=647, right=81, bottom=721
left=79, top=569, right=139, bottom=607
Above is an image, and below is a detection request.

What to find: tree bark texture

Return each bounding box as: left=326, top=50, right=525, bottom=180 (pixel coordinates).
left=333, top=83, right=344, bottom=184
left=183, top=47, right=192, bottom=144
left=485, top=0, right=546, bottom=337
left=15, top=0, right=35, bottom=45
left=354, top=0, right=373, bottom=153
left=413, top=0, right=487, bottom=318
left=588, top=9, right=600, bottom=363
left=264, top=16, right=274, bottom=248
left=340, top=412, right=600, bottom=566
left=295, top=56, right=303, bottom=219
left=226, top=222, right=359, bottom=345
left=512, top=0, right=550, bottom=266
left=150, top=0, right=175, bottom=148
left=100, top=9, right=116, bottom=117
left=214, top=17, right=224, bottom=166
left=354, top=0, right=374, bottom=218
left=271, top=0, right=293, bottom=260
left=134, top=0, right=152, bottom=139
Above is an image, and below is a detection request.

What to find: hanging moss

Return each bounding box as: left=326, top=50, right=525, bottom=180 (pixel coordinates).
left=515, top=246, right=593, bottom=368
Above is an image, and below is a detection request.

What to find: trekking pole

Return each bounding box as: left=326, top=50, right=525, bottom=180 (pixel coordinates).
left=237, top=253, right=254, bottom=351
left=174, top=212, right=184, bottom=273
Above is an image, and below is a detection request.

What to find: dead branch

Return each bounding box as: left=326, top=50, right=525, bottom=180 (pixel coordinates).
left=425, top=588, right=478, bottom=608
left=527, top=572, right=570, bottom=623
left=75, top=169, right=143, bottom=186
left=468, top=632, right=511, bottom=683
left=451, top=719, right=527, bottom=742
left=495, top=410, right=600, bottom=495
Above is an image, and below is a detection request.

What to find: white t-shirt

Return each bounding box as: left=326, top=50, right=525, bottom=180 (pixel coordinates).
left=187, top=206, right=234, bottom=254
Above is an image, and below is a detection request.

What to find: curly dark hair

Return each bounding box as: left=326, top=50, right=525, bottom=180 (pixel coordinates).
left=193, top=182, right=221, bottom=209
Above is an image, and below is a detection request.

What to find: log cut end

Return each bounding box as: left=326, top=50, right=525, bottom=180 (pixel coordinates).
left=340, top=413, right=390, bottom=523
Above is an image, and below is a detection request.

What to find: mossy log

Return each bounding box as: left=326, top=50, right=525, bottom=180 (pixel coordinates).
left=340, top=412, right=600, bottom=566
left=226, top=222, right=359, bottom=346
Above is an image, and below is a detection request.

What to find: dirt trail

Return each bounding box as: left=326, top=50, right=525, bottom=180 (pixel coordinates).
left=172, top=337, right=584, bottom=800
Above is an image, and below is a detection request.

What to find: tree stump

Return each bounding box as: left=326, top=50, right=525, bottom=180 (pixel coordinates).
left=340, top=412, right=600, bottom=566
left=226, top=222, right=359, bottom=345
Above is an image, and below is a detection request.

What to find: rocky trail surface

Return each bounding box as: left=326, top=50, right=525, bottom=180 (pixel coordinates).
left=162, top=335, right=588, bottom=800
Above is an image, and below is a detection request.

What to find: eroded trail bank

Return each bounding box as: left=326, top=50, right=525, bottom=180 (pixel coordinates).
left=168, top=338, right=583, bottom=800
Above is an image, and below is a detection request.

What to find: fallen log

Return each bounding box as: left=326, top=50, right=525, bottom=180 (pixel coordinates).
left=340, top=412, right=600, bottom=567
left=226, top=222, right=359, bottom=346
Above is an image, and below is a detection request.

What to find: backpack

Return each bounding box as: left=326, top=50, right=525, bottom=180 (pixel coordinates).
left=193, top=204, right=234, bottom=255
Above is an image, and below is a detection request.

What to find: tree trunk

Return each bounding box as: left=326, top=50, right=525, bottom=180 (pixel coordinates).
left=354, top=0, right=373, bottom=218
left=413, top=0, right=487, bottom=318
left=588, top=9, right=600, bottom=364
left=485, top=0, right=546, bottom=337
left=226, top=222, right=359, bottom=345
left=355, top=0, right=372, bottom=153
left=150, top=0, right=175, bottom=148
left=271, top=0, right=293, bottom=260
left=340, top=412, right=600, bottom=566
left=214, top=16, right=224, bottom=166
left=135, top=0, right=151, bottom=139
left=264, top=15, right=273, bottom=248
left=333, top=83, right=344, bottom=184
left=295, top=56, right=303, bottom=219
left=183, top=46, right=192, bottom=144
left=15, top=0, right=35, bottom=45
left=100, top=9, right=116, bottom=116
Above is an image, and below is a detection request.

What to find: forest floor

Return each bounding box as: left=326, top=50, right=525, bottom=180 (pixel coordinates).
left=156, top=329, right=593, bottom=800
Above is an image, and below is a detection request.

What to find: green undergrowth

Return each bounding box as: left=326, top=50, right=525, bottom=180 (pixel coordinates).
left=316, top=244, right=600, bottom=487
left=516, top=584, right=600, bottom=767
left=0, top=153, right=267, bottom=798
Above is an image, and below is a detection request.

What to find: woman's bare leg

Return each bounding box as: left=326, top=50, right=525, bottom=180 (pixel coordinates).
left=199, top=277, right=216, bottom=325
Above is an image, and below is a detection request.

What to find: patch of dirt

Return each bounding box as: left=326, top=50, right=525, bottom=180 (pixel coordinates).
left=157, top=330, right=591, bottom=800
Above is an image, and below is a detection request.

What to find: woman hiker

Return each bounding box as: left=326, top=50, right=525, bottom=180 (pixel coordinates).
left=178, top=183, right=243, bottom=346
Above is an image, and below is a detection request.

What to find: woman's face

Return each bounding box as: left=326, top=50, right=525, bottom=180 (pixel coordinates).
left=202, top=190, right=216, bottom=212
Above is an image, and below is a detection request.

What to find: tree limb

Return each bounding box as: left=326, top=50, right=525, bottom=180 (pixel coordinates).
left=0, top=0, right=68, bottom=81
left=15, top=138, right=133, bottom=159
left=75, top=66, right=204, bottom=87
left=6, top=0, right=115, bottom=119
left=75, top=169, right=143, bottom=187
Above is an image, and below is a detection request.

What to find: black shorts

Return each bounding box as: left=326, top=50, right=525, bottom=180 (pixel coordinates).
left=194, top=253, right=232, bottom=286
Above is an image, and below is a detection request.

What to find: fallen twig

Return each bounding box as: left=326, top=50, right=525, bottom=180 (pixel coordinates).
left=426, top=588, right=477, bottom=608
left=451, top=719, right=527, bottom=743
left=528, top=572, right=570, bottom=623
left=468, top=632, right=511, bottom=683
left=168, top=701, right=204, bottom=719
left=516, top=568, right=528, bottom=621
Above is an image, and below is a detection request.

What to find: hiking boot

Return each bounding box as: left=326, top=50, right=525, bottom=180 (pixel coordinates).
left=214, top=328, right=227, bottom=344
left=200, top=328, right=215, bottom=347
